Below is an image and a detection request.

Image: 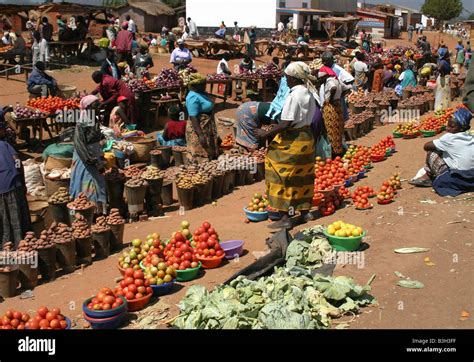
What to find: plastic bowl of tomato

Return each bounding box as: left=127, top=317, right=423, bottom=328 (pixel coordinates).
left=83, top=296, right=127, bottom=319
left=377, top=198, right=394, bottom=205
left=83, top=311, right=126, bottom=329
left=196, top=254, right=225, bottom=269
left=150, top=280, right=176, bottom=296
left=126, top=293, right=153, bottom=312
left=176, top=262, right=202, bottom=282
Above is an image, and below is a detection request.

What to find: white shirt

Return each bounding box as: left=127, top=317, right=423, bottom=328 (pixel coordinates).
left=281, top=85, right=316, bottom=128
left=333, top=64, right=354, bottom=84
left=32, top=38, right=50, bottom=65
left=277, top=22, right=285, bottom=32
left=433, top=132, right=474, bottom=171
left=150, top=38, right=158, bottom=46
left=188, top=20, right=199, bottom=36
left=128, top=19, right=137, bottom=33
left=319, top=77, right=342, bottom=107
left=353, top=60, right=368, bottom=73
left=217, top=58, right=230, bottom=74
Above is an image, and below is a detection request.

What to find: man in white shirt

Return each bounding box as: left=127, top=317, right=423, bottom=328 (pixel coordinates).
left=126, top=15, right=136, bottom=34
left=277, top=21, right=285, bottom=33
left=187, top=17, right=199, bottom=37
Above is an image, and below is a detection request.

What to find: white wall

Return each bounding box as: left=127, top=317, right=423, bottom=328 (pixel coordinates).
left=283, top=0, right=310, bottom=7
left=187, top=0, right=278, bottom=28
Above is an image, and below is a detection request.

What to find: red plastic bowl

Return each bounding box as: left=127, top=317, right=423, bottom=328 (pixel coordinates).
left=312, top=193, right=324, bottom=207
left=117, top=263, right=126, bottom=276
left=370, top=154, right=386, bottom=163
left=377, top=198, right=394, bottom=205
left=126, top=293, right=153, bottom=312
left=196, top=254, right=225, bottom=269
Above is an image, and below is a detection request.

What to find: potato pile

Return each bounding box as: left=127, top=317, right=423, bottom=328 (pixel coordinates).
left=92, top=216, right=110, bottom=234
left=18, top=231, right=54, bottom=251
left=0, top=242, right=15, bottom=272
left=172, top=146, right=187, bottom=152
left=67, top=193, right=94, bottom=210
left=163, top=166, right=185, bottom=181
left=48, top=187, right=72, bottom=205
left=46, top=222, right=73, bottom=244
left=150, top=149, right=162, bottom=156
left=72, top=215, right=92, bottom=239
left=104, top=167, right=125, bottom=182
left=141, top=167, right=165, bottom=181
left=107, top=209, right=125, bottom=225
left=124, top=166, right=143, bottom=179
left=200, top=160, right=225, bottom=177
left=125, top=177, right=148, bottom=188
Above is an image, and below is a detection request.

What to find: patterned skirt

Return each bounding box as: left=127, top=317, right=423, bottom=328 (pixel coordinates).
left=185, top=113, right=220, bottom=164
left=425, top=151, right=449, bottom=179
left=265, top=127, right=315, bottom=212
left=0, top=185, right=32, bottom=248
left=322, top=102, right=344, bottom=155
left=236, top=101, right=260, bottom=150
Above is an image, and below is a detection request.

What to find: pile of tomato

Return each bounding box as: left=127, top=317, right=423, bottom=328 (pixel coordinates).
left=86, top=288, right=125, bottom=311
left=352, top=186, right=376, bottom=209
left=26, top=307, right=68, bottom=330
left=0, top=310, right=30, bottom=330
left=115, top=269, right=152, bottom=301
left=314, top=157, right=351, bottom=192
left=377, top=180, right=396, bottom=204
left=164, top=232, right=199, bottom=271
left=337, top=185, right=352, bottom=200
left=27, top=96, right=80, bottom=114
left=193, top=222, right=224, bottom=260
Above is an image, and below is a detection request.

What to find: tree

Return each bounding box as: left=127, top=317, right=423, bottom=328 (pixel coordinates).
left=421, top=0, right=463, bottom=23
left=469, top=13, right=474, bottom=20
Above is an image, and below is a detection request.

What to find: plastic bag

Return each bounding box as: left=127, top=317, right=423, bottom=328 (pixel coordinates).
left=42, top=143, right=74, bottom=159
left=315, top=135, right=332, bottom=159
left=23, top=159, right=44, bottom=196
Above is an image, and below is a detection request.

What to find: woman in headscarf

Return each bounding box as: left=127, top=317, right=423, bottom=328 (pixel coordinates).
left=235, top=76, right=290, bottom=151
left=398, top=61, right=417, bottom=92
left=409, top=108, right=474, bottom=196
left=371, top=61, right=384, bottom=92
left=435, top=47, right=452, bottom=111
left=185, top=73, right=220, bottom=163
left=0, top=115, right=31, bottom=248
left=318, top=65, right=345, bottom=156
left=69, top=95, right=107, bottom=213
left=255, top=62, right=316, bottom=229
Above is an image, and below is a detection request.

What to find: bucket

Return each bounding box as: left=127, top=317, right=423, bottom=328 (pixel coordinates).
left=37, top=247, right=56, bottom=281
left=234, top=170, right=245, bottom=187
left=106, top=179, right=125, bottom=210
left=151, top=152, right=169, bottom=170
left=58, top=84, right=77, bottom=99
left=145, top=178, right=163, bottom=216
left=202, top=182, right=212, bottom=204
left=173, top=150, right=185, bottom=166
left=56, top=240, right=76, bottom=273
left=244, top=169, right=254, bottom=185
left=222, top=171, right=233, bottom=195
left=68, top=204, right=95, bottom=227
left=76, top=236, right=93, bottom=266
left=108, top=223, right=125, bottom=251
left=18, top=263, right=38, bottom=290
left=212, top=174, right=224, bottom=199
left=45, top=178, right=70, bottom=197
left=125, top=185, right=148, bottom=213
left=48, top=202, right=70, bottom=225
left=0, top=267, right=19, bottom=298
left=193, top=184, right=206, bottom=207
left=254, top=162, right=265, bottom=182
left=92, top=231, right=110, bottom=259
left=428, top=99, right=435, bottom=111
left=128, top=137, right=156, bottom=163
left=161, top=180, right=173, bottom=206
left=177, top=187, right=194, bottom=210
left=155, top=146, right=172, bottom=167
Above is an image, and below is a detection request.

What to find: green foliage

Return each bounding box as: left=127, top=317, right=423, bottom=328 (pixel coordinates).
left=160, top=0, right=185, bottom=8
left=469, top=13, right=474, bottom=21
left=421, top=0, right=463, bottom=22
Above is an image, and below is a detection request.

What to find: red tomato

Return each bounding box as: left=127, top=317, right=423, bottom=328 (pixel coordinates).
left=39, top=319, right=50, bottom=329
left=37, top=307, right=48, bottom=318
left=133, top=270, right=144, bottom=280
left=137, top=286, right=146, bottom=294
left=146, top=287, right=152, bottom=295
left=134, top=279, right=144, bottom=287
left=115, top=298, right=123, bottom=305
left=124, top=268, right=134, bottom=277
left=50, top=319, right=60, bottom=329
left=135, top=293, right=143, bottom=299
left=128, top=284, right=138, bottom=294
left=45, top=312, right=55, bottom=322
left=202, top=222, right=211, bottom=230
left=216, top=250, right=224, bottom=257
left=125, top=292, right=135, bottom=300
left=10, top=319, right=20, bottom=328
left=13, top=311, right=22, bottom=320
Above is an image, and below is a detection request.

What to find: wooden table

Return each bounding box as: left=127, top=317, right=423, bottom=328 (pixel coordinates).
left=13, top=116, right=53, bottom=146
left=0, top=63, right=33, bottom=82
left=49, top=39, right=93, bottom=63
left=207, top=79, right=232, bottom=105
left=231, top=75, right=281, bottom=102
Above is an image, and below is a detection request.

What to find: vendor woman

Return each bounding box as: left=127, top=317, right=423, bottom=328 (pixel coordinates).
left=70, top=95, right=107, bottom=213
left=157, top=105, right=187, bottom=147
left=255, top=62, right=316, bottom=230
left=185, top=73, right=220, bottom=163
left=409, top=108, right=474, bottom=196
left=0, top=116, right=31, bottom=247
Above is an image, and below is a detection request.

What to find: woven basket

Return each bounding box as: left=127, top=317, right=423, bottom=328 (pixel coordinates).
left=58, top=84, right=77, bottom=100
left=44, top=155, right=72, bottom=171
left=128, top=137, right=156, bottom=163
left=44, top=177, right=70, bottom=197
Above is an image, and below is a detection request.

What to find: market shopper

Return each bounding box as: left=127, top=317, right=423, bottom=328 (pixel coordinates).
left=109, top=95, right=130, bottom=129
left=134, top=44, right=154, bottom=79
left=187, top=17, right=199, bottom=37
left=0, top=115, right=31, bottom=248
left=352, top=52, right=369, bottom=90
left=407, top=24, right=414, bottom=42
left=455, top=40, right=465, bottom=73
left=157, top=105, right=187, bottom=147
left=70, top=95, right=107, bottom=212
left=2, top=32, right=26, bottom=64
left=255, top=62, right=316, bottom=230
left=398, top=62, right=417, bottom=94
left=91, top=71, right=136, bottom=124
left=318, top=66, right=344, bottom=157
left=100, top=48, right=120, bottom=79
left=409, top=108, right=474, bottom=196
left=435, top=48, right=452, bottom=111
left=371, top=62, right=384, bottom=92
left=27, top=61, right=58, bottom=97
left=31, top=30, right=49, bottom=65
left=170, top=39, right=192, bottom=70
left=115, top=22, right=133, bottom=66
left=246, top=26, right=257, bottom=58
left=185, top=73, right=220, bottom=163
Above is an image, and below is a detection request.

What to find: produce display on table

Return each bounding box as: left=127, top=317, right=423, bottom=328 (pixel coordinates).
left=179, top=65, right=198, bottom=86
left=207, top=73, right=229, bottom=81
left=0, top=310, right=30, bottom=330
left=26, top=307, right=69, bottom=330
left=153, top=68, right=183, bottom=88
left=171, top=225, right=375, bottom=329
left=27, top=96, right=80, bottom=114
left=13, top=105, right=47, bottom=119
left=255, top=62, right=282, bottom=79
left=125, top=78, right=148, bottom=93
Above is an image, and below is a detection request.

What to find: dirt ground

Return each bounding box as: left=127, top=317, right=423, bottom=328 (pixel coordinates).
left=0, top=31, right=473, bottom=329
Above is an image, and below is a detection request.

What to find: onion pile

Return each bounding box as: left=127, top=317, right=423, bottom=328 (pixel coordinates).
left=155, top=68, right=183, bottom=88
left=14, top=105, right=47, bottom=119
left=127, top=79, right=148, bottom=93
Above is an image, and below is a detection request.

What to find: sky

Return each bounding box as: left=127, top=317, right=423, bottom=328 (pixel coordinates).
left=363, top=0, right=474, bottom=14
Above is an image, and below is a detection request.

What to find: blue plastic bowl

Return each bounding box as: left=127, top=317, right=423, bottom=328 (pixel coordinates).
left=125, top=124, right=137, bottom=131
left=243, top=207, right=268, bottom=222
left=82, top=296, right=127, bottom=319
left=344, top=178, right=352, bottom=188
left=83, top=310, right=127, bottom=330
left=113, top=149, right=125, bottom=158
left=358, top=170, right=366, bottom=179
left=220, top=240, right=244, bottom=260
left=150, top=280, right=176, bottom=296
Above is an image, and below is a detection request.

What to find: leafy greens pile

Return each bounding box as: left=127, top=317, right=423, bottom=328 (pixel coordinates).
left=171, top=226, right=376, bottom=329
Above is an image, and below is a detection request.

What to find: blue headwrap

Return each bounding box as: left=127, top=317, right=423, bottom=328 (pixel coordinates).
left=453, top=108, right=472, bottom=131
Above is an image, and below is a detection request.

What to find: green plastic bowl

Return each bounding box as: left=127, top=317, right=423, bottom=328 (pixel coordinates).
left=392, top=131, right=403, bottom=138
left=323, top=230, right=366, bottom=252
left=421, top=130, right=436, bottom=137
left=176, top=262, right=202, bottom=282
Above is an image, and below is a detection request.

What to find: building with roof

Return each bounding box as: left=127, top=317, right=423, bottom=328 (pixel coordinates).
left=356, top=7, right=400, bottom=38
left=114, top=1, right=176, bottom=33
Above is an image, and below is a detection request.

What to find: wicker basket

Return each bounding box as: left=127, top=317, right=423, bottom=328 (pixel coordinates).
left=44, top=177, right=70, bottom=197
left=128, top=137, right=156, bottom=163
left=44, top=155, right=72, bottom=171
left=58, top=84, right=77, bottom=99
